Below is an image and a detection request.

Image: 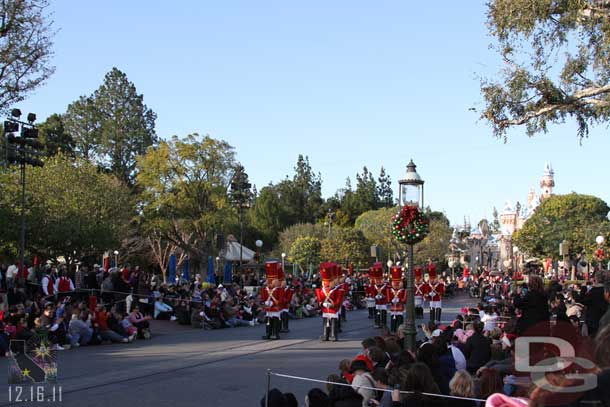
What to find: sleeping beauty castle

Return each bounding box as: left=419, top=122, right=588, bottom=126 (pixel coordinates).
left=497, top=162, right=555, bottom=270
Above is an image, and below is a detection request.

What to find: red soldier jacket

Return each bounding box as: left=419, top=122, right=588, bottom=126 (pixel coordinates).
left=261, top=286, right=284, bottom=313
left=386, top=287, right=407, bottom=313
left=282, top=287, right=294, bottom=309
left=414, top=281, right=427, bottom=298
left=427, top=281, right=445, bottom=301
left=365, top=284, right=377, bottom=299
left=315, top=286, right=342, bottom=314
left=374, top=284, right=388, bottom=305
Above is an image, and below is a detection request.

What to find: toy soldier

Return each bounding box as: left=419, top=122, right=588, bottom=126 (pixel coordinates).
left=365, top=267, right=377, bottom=320
left=316, top=262, right=342, bottom=341
left=387, top=266, right=407, bottom=333
left=414, top=266, right=426, bottom=318
left=261, top=261, right=284, bottom=340
left=427, top=262, right=445, bottom=324
left=279, top=267, right=293, bottom=333
left=371, top=262, right=388, bottom=329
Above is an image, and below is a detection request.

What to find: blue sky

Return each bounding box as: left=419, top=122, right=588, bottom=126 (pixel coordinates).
left=17, top=1, right=610, bottom=226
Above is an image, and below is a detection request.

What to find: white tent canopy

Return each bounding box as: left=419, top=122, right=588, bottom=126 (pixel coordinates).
left=220, top=235, right=255, bottom=262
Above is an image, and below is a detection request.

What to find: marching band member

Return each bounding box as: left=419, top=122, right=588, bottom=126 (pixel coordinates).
left=279, top=267, right=293, bottom=333
left=316, top=262, right=342, bottom=341
left=414, top=266, right=426, bottom=318
left=371, top=262, right=388, bottom=329
left=427, top=262, right=445, bottom=324
left=387, top=266, right=407, bottom=333
left=261, top=261, right=284, bottom=340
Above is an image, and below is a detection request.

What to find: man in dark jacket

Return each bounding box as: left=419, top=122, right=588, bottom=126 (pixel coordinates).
left=463, top=321, right=491, bottom=375
left=581, top=276, right=607, bottom=337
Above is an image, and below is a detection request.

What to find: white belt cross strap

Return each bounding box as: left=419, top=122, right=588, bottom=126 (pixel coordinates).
left=266, top=287, right=278, bottom=304
left=392, top=288, right=402, bottom=301
left=429, top=283, right=438, bottom=298
left=414, top=283, right=423, bottom=296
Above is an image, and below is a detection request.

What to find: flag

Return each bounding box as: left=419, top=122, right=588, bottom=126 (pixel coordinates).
left=182, top=257, right=190, bottom=281
left=224, top=262, right=233, bottom=284
left=207, top=256, right=216, bottom=285
left=168, top=254, right=177, bottom=284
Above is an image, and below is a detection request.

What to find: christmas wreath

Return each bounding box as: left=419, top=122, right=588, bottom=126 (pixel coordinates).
left=391, top=204, right=430, bottom=244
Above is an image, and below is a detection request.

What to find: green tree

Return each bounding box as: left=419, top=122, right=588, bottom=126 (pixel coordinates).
left=481, top=0, right=610, bottom=140
left=0, top=0, right=55, bottom=111
left=136, top=134, right=236, bottom=261
left=248, top=185, right=291, bottom=248
left=320, top=227, right=369, bottom=265
left=276, top=155, right=323, bottom=224
left=64, top=68, right=157, bottom=185
left=38, top=114, right=75, bottom=157
left=278, top=223, right=326, bottom=257
left=413, top=212, right=453, bottom=265
left=491, top=207, right=501, bottom=234
left=0, top=154, right=132, bottom=259
left=289, top=236, right=321, bottom=266
left=514, top=193, right=610, bottom=258
left=377, top=166, right=394, bottom=207
left=355, top=206, right=397, bottom=253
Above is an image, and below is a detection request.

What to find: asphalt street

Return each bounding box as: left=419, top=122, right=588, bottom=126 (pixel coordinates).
left=0, top=293, right=475, bottom=407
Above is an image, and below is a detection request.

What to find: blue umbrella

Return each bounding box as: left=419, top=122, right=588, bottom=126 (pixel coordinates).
left=182, top=256, right=190, bottom=281
left=168, top=253, right=176, bottom=284
left=207, top=256, right=216, bottom=285
left=223, top=262, right=233, bottom=284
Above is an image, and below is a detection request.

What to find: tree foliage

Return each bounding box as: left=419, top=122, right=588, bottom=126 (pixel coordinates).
left=289, top=236, right=321, bottom=266
left=64, top=68, right=157, bottom=185
left=0, top=0, right=55, bottom=111
left=513, top=193, right=610, bottom=258
left=38, top=114, right=75, bottom=157
left=0, top=154, right=132, bottom=260
left=320, top=227, right=370, bottom=265
left=481, top=0, right=610, bottom=140
left=136, top=134, right=236, bottom=261
left=278, top=223, right=327, bottom=257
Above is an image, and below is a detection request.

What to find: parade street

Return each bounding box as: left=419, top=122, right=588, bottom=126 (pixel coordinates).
left=1, top=294, right=472, bottom=407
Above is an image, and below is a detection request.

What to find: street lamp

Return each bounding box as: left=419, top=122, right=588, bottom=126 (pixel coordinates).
left=113, top=250, right=119, bottom=267
left=255, top=239, right=263, bottom=261
left=397, top=159, right=424, bottom=352
left=281, top=253, right=286, bottom=271
left=595, top=235, right=605, bottom=273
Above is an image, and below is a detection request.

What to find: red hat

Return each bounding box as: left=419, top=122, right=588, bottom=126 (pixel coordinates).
left=265, top=261, right=281, bottom=281
left=277, top=266, right=286, bottom=281
left=414, top=266, right=423, bottom=281
left=370, top=262, right=383, bottom=279
left=320, top=262, right=336, bottom=282
left=428, top=263, right=437, bottom=279
left=390, top=266, right=403, bottom=282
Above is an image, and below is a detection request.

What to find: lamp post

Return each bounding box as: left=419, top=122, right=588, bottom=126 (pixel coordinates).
left=398, top=159, right=424, bottom=352
left=595, top=235, right=605, bottom=273
left=255, top=240, right=263, bottom=261
left=281, top=253, right=286, bottom=271
left=113, top=250, right=119, bottom=268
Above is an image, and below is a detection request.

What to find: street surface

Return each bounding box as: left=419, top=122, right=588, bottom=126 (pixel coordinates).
left=0, top=294, right=474, bottom=407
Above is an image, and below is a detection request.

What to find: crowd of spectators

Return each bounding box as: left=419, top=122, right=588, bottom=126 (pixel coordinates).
left=262, top=272, right=610, bottom=407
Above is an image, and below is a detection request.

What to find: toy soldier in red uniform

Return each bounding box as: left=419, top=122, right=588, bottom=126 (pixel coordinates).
left=365, top=267, right=377, bottom=320
left=261, top=261, right=284, bottom=340
left=316, top=262, right=342, bottom=341
left=371, top=262, right=388, bottom=329
left=387, top=266, right=407, bottom=333
left=279, top=267, right=293, bottom=333
left=414, top=266, right=426, bottom=319
left=427, top=262, right=445, bottom=324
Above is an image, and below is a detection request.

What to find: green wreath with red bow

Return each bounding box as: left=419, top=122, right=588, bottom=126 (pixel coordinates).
left=391, top=204, right=430, bottom=244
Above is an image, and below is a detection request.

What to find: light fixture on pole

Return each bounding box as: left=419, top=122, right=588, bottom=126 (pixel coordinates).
left=281, top=252, right=286, bottom=271
left=113, top=250, right=119, bottom=268
left=255, top=240, right=263, bottom=262
left=397, top=159, right=425, bottom=352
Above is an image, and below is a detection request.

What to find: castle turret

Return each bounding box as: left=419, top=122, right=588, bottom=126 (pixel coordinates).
left=540, top=162, right=555, bottom=199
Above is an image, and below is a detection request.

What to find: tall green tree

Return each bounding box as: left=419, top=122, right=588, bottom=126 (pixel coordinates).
left=64, top=68, right=157, bottom=185
left=0, top=0, right=55, bottom=111
left=377, top=166, right=394, bottom=207
left=481, top=0, right=610, bottom=140
left=278, top=223, right=327, bottom=257
left=0, top=154, right=132, bottom=259
left=320, top=227, right=369, bottom=265
left=38, top=114, right=75, bottom=157
left=136, top=134, right=236, bottom=261
left=248, top=185, right=291, bottom=248
left=276, top=155, right=323, bottom=224
left=514, top=193, right=610, bottom=258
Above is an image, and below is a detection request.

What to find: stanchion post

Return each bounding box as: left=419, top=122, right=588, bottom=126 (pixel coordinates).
left=266, top=369, right=271, bottom=407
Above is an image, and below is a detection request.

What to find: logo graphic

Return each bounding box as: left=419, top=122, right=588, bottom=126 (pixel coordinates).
left=8, top=334, right=58, bottom=384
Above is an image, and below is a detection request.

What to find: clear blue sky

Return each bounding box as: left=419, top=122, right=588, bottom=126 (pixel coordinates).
left=18, top=1, right=610, bottom=226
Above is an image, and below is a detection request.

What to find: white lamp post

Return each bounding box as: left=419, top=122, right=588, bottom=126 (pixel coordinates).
left=113, top=250, right=119, bottom=267
left=281, top=252, right=286, bottom=271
